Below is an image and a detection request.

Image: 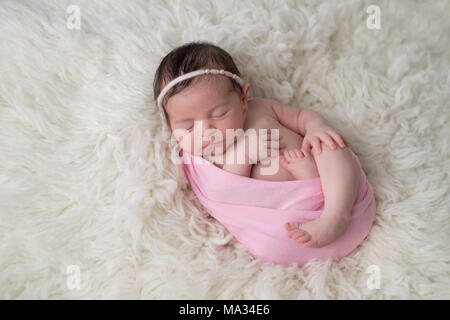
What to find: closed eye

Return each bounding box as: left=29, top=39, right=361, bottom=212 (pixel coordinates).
left=211, top=109, right=230, bottom=119
left=183, top=109, right=231, bottom=132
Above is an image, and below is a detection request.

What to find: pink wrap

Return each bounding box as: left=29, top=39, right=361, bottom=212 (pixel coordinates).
left=182, top=149, right=376, bottom=266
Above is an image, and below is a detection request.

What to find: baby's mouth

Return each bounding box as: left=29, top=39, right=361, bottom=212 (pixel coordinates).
left=202, top=137, right=223, bottom=148
left=202, top=139, right=225, bottom=158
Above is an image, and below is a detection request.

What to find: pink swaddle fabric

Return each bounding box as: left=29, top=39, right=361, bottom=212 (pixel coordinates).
left=182, top=149, right=376, bottom=266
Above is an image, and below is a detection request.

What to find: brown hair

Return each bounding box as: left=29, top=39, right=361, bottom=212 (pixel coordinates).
left=153, top=41, right=242, bottom=122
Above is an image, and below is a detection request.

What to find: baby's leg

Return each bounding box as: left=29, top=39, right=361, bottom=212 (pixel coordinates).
left=279, top=149, right=319, bottom=180
left=285, top=144, right=360, bottom=248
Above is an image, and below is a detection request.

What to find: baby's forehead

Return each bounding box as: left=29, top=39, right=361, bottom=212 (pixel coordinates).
left=166, top=77, right=235, bottom=116
left=174, top=76, right=234, bottom=102
left=192, top=74, right=234, bottom=92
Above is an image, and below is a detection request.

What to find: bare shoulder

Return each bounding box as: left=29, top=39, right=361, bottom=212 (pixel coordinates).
left=245, top=97, right=280, bottom=129
left=247, top=97, right=277, bottom=117
left=247, top=97, right=304, bottom=135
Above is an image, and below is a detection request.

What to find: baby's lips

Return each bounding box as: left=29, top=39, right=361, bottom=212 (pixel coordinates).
left=202, top=138, right=223, bottom=150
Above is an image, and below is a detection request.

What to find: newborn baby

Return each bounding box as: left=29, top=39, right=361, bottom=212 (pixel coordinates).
left=154, top=42, right=360, bottom=249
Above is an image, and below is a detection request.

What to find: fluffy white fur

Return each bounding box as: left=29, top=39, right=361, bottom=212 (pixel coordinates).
left=0, top=0, right=449, bottom=299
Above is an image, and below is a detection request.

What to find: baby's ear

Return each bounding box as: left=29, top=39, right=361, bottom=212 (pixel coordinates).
left=242, top=99, right=248, bottom=113
left=241, top=83, right=251, bottom=102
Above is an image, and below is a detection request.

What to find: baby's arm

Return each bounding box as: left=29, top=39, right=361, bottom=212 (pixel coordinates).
left=221, top=135, right=255, bottom=177
left=221, top=158, right=253, bottom=177
left=269, top=99, right=347, bottom=154
left=270, top=98, right=357, bottom=219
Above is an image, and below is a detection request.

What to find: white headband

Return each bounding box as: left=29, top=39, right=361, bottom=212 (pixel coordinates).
left=156, top=68, right=245, bottom=110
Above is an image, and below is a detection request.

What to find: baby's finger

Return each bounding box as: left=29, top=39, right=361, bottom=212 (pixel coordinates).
left=342, top=136, right=350, bottom=147
left=311, top=137, right=322, bottom=154
left=319, top=133, right=337, bottom=150
left=288, top=228, right=305, bottom=238
left=326, top=131, right=346, bottom=148
left=295, top=232, right=312, bottom=243
left=302, top=138, right=311, bottom=152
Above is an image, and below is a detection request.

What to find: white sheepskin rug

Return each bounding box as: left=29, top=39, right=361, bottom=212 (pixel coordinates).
left=0, top=0, right=449, bottom=299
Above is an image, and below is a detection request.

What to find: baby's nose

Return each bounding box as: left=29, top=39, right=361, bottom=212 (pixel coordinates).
left=194, top=119, right=215, bottom=132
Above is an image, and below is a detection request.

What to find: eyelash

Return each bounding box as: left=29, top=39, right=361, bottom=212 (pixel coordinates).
left=185, top=110, right=231, bottom=132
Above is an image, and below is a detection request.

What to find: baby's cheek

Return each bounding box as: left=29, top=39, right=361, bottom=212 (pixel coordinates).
left=171, top=129, right=195, bottom=154
left=182, top=134, right=205, bottom=157
left=220, top=118, right=240, bottom=132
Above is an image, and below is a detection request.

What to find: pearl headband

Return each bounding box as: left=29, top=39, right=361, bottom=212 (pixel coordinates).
left=156, top=68, right=245, bottom=111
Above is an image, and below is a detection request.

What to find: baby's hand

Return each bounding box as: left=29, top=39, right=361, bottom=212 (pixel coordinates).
left=301, top=124, right=348, bottom=157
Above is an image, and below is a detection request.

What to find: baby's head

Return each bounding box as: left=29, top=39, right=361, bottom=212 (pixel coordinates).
left=153, top=41, right=251, bottom=157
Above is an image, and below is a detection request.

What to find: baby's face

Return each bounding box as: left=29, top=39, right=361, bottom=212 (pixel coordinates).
left=165, top=76, right=250, bottom=157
